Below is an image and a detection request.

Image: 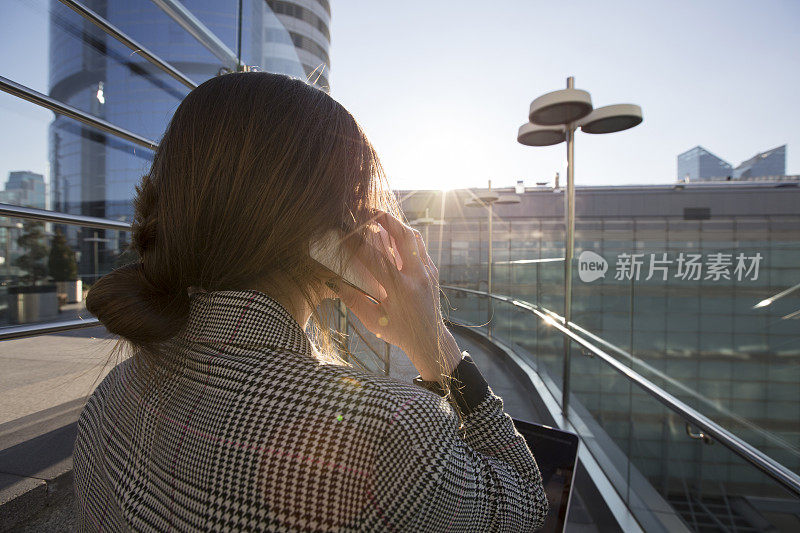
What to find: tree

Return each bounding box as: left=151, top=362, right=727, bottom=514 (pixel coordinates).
left=48, top=229, right=78, bottom=281
left=14, top=221, right=49, bottom=285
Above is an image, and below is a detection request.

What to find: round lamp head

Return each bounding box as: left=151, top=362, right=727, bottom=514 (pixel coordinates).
left=579, top=104, right=643, bottom=134
left=517, top=122, right=566, bottom=146
left=496, top=195, right=522, bottom=205
left=529, top=88, right=593, bottom=125
left=477, top=190, right=500, bottom=203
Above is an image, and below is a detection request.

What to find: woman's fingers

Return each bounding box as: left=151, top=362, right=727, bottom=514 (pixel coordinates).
left=351, top=232, right=396, bottom=286
left=331, top=279, right=382, bottom=328
left=369, top=223, right=402, bottom=271
left=373, top=209, right=425, bottom=275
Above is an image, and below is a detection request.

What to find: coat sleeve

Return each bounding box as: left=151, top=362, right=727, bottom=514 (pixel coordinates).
left=369, top=354, right=549, bottom=532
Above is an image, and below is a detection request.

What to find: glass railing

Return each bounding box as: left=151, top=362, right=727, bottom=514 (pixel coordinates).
left=441, top=285, right=800, bottom=532
left=0, top=205, right=130, bottom=333
left=330, top=299, right=392, bottom=375
left=440, top=220, right=567, bottom=385
left=571, top=213, right=800, bottom=482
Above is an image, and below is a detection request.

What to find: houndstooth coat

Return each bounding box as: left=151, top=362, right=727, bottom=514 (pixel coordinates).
left=74, top=289, right=548, bottom=531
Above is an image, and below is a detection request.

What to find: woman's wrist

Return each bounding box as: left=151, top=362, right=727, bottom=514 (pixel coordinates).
left=439, top=330, right=464, bottom=376
left=413, top=329, right=463, bottom=382
left=412, top=352, right=492, bottom=417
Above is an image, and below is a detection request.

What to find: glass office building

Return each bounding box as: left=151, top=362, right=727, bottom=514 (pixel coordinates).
left=733, top=145, right=787, bottom=180
left=677, top=146, right=733, bottom=181
left=679, top=144, right=791, bottom=182
left=0, top=171, right=46, bottom=210
left=46, top=0, right=328, bottom=280
left=265, top=0, right=332, bottom=89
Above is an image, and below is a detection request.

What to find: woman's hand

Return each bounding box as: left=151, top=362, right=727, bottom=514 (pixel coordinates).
left=332, top=210, right=462, bottom=381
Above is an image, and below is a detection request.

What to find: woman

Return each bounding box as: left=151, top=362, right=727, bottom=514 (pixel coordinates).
left=76, top=72, right=548, bottom=532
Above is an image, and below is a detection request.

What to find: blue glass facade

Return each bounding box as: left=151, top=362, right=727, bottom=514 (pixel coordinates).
left=47, top=0, right=326, bottom=280
left=677, top=146, right=733, bottom=181
left=678, top=145, right=790, bottom=182
left=733, top=144, right=786, bottom=180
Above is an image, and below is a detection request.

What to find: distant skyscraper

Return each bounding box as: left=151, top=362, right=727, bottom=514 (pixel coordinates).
left=265, top=0, right=331, bottom=90
left=1, top=171, right=46, bottom=210
left=677, top=146, right=732, bottom=182
left=678, top=144, right=791, bottom=182
left=0, top=171, right=46, bottom=275
left=733, top=144, right=786, bottom=180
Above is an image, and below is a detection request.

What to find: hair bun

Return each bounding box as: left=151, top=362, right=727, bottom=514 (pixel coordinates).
left=86, top=262, right=190, bottom=345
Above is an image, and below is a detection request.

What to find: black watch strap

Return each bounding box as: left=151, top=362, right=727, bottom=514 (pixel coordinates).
left=412, top=374, right=448, bottom=397
left=412, top=352, right=490, bottom=417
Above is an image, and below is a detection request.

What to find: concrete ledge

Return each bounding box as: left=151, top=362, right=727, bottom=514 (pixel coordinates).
left=0, top=473, right=47, bottom=530
left=0, top=470, right=74, bottom=532
left=0, top=400, right=83, bottom=532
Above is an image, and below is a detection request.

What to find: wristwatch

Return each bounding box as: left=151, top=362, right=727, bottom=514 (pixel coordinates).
left=412, top=351, right=490, bottom=417
left=412, top=374, right=449, bottom=397
left=412, top=350, right=466, bottom=397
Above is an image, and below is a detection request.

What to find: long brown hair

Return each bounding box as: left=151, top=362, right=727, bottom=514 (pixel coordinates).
left=86, top=72, right=453, bottom=391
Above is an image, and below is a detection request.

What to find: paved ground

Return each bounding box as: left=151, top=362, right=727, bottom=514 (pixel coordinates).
left=0, top=300, right=118, bottom=423
left=0, top=330, right=117, bottom=427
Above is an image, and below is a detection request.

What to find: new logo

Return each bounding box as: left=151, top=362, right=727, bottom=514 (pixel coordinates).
left=578, top=251, right=608, bottom=283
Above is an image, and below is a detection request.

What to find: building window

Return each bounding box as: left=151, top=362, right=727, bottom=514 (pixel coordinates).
left=289, top=32, right=330, bottom=67
left=266, top=0, right=331, bottom=42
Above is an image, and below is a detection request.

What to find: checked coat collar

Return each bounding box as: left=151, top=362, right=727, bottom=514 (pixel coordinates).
left=181, top=289, right=313, bottom=356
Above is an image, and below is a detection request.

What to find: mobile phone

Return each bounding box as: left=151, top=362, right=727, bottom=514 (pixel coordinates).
left=309, top=226, right=392, bottom=304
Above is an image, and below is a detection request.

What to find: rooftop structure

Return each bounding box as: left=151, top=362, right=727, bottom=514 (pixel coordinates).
left=733, top=144, right=786, bottom=180
left=678, top=144, right=792, bottom=182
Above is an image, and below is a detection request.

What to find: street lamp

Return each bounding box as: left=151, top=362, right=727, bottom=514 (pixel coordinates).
left=409, top=207, right=444, bottom=246
left=84, top=231, right=113, bottom=283
left=518, top=76, right=642, bottom=414
left=465, top=179, right=521, bottom=336
left=0, top=221, right=23, bottom=279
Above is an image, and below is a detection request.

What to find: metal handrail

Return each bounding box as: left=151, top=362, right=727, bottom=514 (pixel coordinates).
left=0, top=318, right=102, bottom=341
left=0, top=204, right=132, bottom=231
left=149, top=0, right=240, bottom=70
left=440, top=284, right=800, bottom=498
left=57, top=0, right=197, bottom=90
left=0, top=204, right=131, bottom=338
left=548, top=308, right=800, bottom=460
left=0, top=76, right=158, bottom=150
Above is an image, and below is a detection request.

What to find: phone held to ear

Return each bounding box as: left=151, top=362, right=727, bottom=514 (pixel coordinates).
left=310, top=224, right=399, bottom=305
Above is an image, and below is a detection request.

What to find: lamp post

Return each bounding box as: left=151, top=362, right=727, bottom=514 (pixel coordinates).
left=518, top=76, right=642, bottom=415
left=409, top=207, right=443, bottom=246
left=0, top=221, right=23, bottom=279
left=466, top=179, right=521, bottom=336
left=84, top=231, right=113, bottom=282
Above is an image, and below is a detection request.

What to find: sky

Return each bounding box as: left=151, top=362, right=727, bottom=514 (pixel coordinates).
left=328, top=0, right=800, bottom=190
left=1, top=0, right=799, bottom=192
